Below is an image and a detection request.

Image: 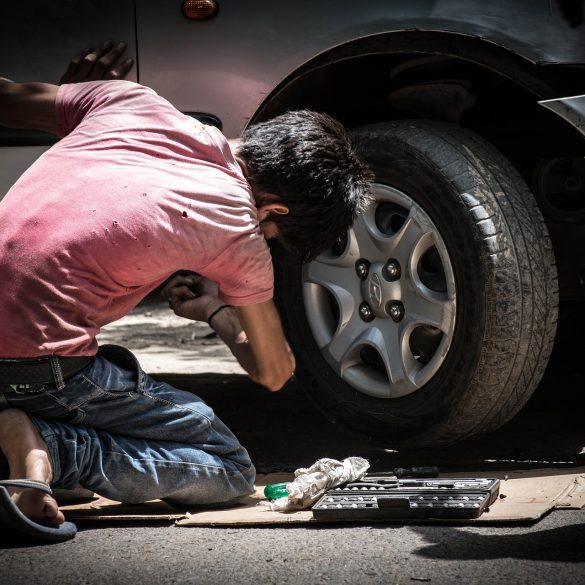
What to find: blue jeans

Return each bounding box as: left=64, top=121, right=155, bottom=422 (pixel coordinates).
left=0, top=345, right=255, bottom=506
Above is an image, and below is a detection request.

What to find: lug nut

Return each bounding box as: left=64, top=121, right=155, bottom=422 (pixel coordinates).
left=359, top=302, right=375, bottom=322
left=383, top=259, right=401, bottom=281
left=355, top=259, right=370, bottom=281
left=387, top=301, right=405, bottom=322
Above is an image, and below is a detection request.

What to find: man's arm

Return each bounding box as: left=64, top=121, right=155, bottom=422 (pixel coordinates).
left=0, top=40, right=134, bottom=135
left=163, top=274, right=296, bottom=392
left=216, top=301, right=296, bottom=392
left=0, top=81, right=58, bottom=134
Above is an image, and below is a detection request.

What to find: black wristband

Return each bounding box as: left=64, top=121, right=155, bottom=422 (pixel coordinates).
left=207, top=304, right=232, bottom=329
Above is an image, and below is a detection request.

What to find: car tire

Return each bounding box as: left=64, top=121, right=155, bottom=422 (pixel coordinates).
left=274, top=119, right=558, bottom=448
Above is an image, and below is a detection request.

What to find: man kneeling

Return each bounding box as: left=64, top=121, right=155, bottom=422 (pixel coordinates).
left=0, top=74, right=372, bottom=540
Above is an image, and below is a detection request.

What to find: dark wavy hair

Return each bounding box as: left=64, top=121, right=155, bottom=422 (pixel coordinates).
left=239, top=110, right=373, bottom=261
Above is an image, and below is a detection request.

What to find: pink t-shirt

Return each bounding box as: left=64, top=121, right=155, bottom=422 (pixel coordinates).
left=0, top=80, right=273, bottom=358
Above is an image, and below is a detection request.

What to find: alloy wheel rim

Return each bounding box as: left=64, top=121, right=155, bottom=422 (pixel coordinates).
left=302, top=183, right=457, bottom=399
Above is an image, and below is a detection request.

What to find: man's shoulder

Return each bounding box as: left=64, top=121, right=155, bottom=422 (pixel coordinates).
left=59, top=79, right=166, bottom=114
left=66, top=79, right=150, bottom=94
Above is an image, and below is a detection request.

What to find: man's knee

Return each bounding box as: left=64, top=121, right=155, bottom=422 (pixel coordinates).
left=163, top=462, right=256, bottom=508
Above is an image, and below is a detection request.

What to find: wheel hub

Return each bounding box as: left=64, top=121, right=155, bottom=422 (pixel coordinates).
left=362, top=263, right=402, bottom=318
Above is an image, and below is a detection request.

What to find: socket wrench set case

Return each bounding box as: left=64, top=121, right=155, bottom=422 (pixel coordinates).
left=312, top=476, right=500, bottom=520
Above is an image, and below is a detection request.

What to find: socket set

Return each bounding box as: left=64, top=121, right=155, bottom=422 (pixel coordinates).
left=312, top=477, right=500, bottom=521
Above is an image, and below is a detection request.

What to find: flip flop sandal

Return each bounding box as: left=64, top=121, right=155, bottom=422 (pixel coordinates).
left=0, top=479, right=77, bottom=542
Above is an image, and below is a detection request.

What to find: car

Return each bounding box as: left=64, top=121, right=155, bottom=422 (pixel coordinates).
left=1, top=0, right=584, bottom=448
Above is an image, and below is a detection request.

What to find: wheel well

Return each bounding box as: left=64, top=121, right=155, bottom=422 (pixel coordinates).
left=254, top=30, right=585, bottom=300
left=254, top=31, right=585, bottom=157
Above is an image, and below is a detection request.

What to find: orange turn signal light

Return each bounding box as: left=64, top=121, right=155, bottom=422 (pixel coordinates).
left=182, top=0, right=219, bottom=20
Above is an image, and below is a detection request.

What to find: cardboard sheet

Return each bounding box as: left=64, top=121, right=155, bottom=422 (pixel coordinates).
left=60, top=468, right=585, bottom=525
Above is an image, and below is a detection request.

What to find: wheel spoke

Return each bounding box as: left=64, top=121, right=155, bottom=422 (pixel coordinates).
left=305, top=259, right=352, bottom=292
left=351, top=215, right=385, bottom=260
left=352, top=206, right=433, bottom=265
left=325, top=314, right=368, bottom=374
left=303, top=281, right=356, bottom=349
left=360, top=324, right=420, bottom=397
left=407, top=287, right=453, bottom=333
left=391, top=210, right=432, bottom=265
left=305, top=258, right=338, bottom=288
left=385, top=326, right=419, bottom=391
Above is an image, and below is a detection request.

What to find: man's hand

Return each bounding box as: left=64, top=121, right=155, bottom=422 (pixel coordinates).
left=161, top=273, right=224, bottom=322
left=161, top=273, right=295, bottom=392
left=59, top=40, right=134, bottom=85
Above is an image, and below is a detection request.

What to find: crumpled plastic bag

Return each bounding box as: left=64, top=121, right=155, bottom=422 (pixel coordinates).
left=259, top=456, right=370, bottom=511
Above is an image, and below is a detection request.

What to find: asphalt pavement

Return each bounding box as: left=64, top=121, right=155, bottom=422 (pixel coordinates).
left=1, top=508, right=584, bottom=585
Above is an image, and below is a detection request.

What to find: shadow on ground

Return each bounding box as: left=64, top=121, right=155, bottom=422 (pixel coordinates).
left=158, top=368, right=585, bottom=474
left=410, top=521, right=585, bottom=563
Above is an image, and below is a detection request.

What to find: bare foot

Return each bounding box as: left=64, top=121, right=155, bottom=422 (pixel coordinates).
left=0, top=409, right=64, bottom=527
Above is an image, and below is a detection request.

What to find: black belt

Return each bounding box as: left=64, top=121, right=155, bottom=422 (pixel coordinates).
left=0, top=356, right=93, bottom=386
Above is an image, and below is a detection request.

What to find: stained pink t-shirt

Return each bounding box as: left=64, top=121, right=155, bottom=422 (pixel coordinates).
left=0, top=80, right=273, bottom=358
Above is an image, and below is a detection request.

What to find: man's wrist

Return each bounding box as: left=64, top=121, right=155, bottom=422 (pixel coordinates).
left=207, top=304, right=233, bottom=329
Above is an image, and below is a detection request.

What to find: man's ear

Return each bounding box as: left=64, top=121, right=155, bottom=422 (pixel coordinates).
left=257, top=202, right=289, bottom=223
